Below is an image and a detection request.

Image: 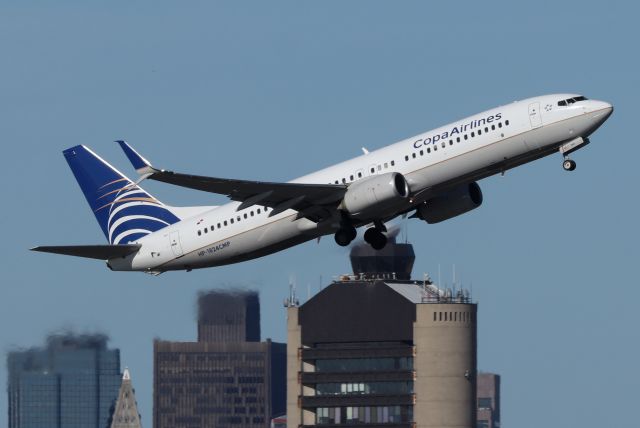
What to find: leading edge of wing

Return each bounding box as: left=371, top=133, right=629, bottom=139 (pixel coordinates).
left=115, top=140, right=347, bottom=217
left=31, top=244, right=141, bottom=260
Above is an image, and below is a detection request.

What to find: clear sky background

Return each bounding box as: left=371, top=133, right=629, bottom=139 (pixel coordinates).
left=0, top=1, right=637, bottom=427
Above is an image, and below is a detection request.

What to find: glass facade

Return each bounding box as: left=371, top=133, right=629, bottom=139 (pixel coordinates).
left=7, top=335, right=121, bottom=428
left=315, top=357, right=413, bottom=372
left=316, top=381, right=413, bottom=396
left=316, top=405, right=413, bottom=425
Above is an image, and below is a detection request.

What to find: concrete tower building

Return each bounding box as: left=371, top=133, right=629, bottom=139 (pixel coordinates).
left=286, top=235, right=477, bottom=428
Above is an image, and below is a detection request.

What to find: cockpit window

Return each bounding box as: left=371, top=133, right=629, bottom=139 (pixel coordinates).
left=558, top=96, right=588, bottom=106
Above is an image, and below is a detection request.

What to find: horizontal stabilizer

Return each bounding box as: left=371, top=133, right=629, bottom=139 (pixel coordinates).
left=31, top=244, right=141, bottom=260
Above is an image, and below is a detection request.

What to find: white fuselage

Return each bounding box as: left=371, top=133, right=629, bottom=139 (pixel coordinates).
left=108, top=94, right=613, bottom=273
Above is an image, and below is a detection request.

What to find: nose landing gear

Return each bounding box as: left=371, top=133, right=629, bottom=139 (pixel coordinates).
left=562, top=158, right=576, bottom=171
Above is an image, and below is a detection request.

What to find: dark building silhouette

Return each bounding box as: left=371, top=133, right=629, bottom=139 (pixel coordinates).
left=153, top=290, right=286, bottom=428
left=7, top=333, right=122, bottom=428
left=197, top=290, right=260, bottom=342
left=476, top=373, right=500, bottom=428
left=286, top=238, right=477, bottom=428
left=349, top=233, right=415, bottom=280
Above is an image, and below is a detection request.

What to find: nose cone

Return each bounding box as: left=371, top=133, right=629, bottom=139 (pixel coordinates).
left=584, top=99, right=613, bottom=136
left=589, top=99, right=614, bottom=119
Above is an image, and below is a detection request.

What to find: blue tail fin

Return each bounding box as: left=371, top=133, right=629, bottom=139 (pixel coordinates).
left=63, top=145, right=180, bottom=244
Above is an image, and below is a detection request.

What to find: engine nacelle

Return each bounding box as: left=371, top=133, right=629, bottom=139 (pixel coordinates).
left=415, top=182, right=483, bottom=224
left=342, top=172, right=409, bottom=218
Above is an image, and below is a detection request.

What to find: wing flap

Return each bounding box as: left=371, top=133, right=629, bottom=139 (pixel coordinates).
left=31, top=244, right=141, bottom=260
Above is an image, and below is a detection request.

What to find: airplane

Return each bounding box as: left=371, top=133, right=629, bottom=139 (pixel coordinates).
left=32, top=94, right=613, bottom=274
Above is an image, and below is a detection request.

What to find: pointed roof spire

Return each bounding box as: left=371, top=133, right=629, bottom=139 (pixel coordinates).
left=110, top=367, right=142, bottom=428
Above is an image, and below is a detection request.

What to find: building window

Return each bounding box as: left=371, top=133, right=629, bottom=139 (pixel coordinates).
left=478, top=397, right=492, bottom=409
left=477, top=420, right=489, bottom=428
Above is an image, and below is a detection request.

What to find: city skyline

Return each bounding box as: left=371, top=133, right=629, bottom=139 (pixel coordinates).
left=1, top=2, right=638, bottom=428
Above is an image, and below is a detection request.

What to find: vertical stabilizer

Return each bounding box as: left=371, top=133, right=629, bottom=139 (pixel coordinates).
left=63, top=145, right=180, bottom=244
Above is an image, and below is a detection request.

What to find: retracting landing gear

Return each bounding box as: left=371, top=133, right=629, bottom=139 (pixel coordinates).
left=562, top=158, right=576, bottom=171
left=334, top=226, right=357, bottom=247
left=559, top=137, right=588, bottom=172
left=364, top=220, right=388, bottom=250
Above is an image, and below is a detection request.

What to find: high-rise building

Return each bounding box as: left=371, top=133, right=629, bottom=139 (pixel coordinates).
left=7, top=333, right=122, bottom=428
left=153, top=290, right=286, bottom=428
left=110, top=368, right=143, bottom=428
left=476, top=373, right=500, bottom=428
left=287, top=236, right=477, bottom=428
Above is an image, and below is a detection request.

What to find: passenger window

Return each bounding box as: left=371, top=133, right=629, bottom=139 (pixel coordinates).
left=197, top=230, right=201, bottom=236
left=471, top=132, right=475, bottom=137
left=491, top=124, right=495, bottom=130
left=244, top=213, right=248, bottom=219
left=505, top=120, right=510, bottom=126
left=434, top=145, right=437, bottom=151
left=342, top=178, right=346, bottom=184
left=457, top=137, right=460, bottom=143
left=237, top=216, right=241, bottom=222
left=377, top=165, right=382, bottom=171
left=230, top=218, right=234, bottom=224
left=449, top=140, right=453, bottom=145
left=349, top=175, right=354, bottom=181
left=464, top=134, right=468, bottom=140
left=224, top=220, right=228, bottom=226
left=419, top=150, right=423, bottom=156
left=405, top=155, right=409, bottom=161
left=485, top=127, right=489, bottom=133
left=498, top=122, right=502, bottom=128
left=334, top=180, right=338, bottom=184
left=412, top=153, right=416, bottom=159
left=384, top=162, right=388, bottom=168
left=391, top=160, right=395, bottom=166
left=204, top=227, right=208, bottom=233
left=478, top=129, right=482, bottom=135
left=441, top=142, right=445, bottom=148
left=211, top=225, right=214, bottom=231
left=257, top=209, right=261, bottom=214
left=370, top=167, right=375, bottom=173
left=427, top=147, right=431, bottom=153
left=358, top=172, right=362, bottom=178
left=218, top=222, right=221, bottom=228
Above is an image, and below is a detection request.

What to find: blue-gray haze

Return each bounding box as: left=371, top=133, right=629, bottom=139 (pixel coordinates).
left=0, top=1, right=637, bottom=427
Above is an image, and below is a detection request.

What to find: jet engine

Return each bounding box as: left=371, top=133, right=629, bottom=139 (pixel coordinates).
left=341, top=172, right=410, bottom=218
left=414, top=182, right=483, bottom=224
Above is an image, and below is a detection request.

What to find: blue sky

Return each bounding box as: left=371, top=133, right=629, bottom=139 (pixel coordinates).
left=0, top=1, right=637, bottom=426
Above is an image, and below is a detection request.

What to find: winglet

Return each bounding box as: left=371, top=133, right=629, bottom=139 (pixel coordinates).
left=115, top=140, right=158, bottom=175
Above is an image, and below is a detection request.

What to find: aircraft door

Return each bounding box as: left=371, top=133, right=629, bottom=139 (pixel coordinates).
left=528, top=102, right=542, bottom=128
left=169, top=231, right=183, bottom=257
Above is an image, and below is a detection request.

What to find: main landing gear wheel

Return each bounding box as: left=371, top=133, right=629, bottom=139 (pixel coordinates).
left=364, top=227, right=387, bottom=250
left=334, top=226, right=357, bottom=247
left=563, top=159, right=576, bottom=171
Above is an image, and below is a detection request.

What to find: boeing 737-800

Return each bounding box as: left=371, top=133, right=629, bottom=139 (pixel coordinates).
left=32, top=94, right=613, bottom=274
